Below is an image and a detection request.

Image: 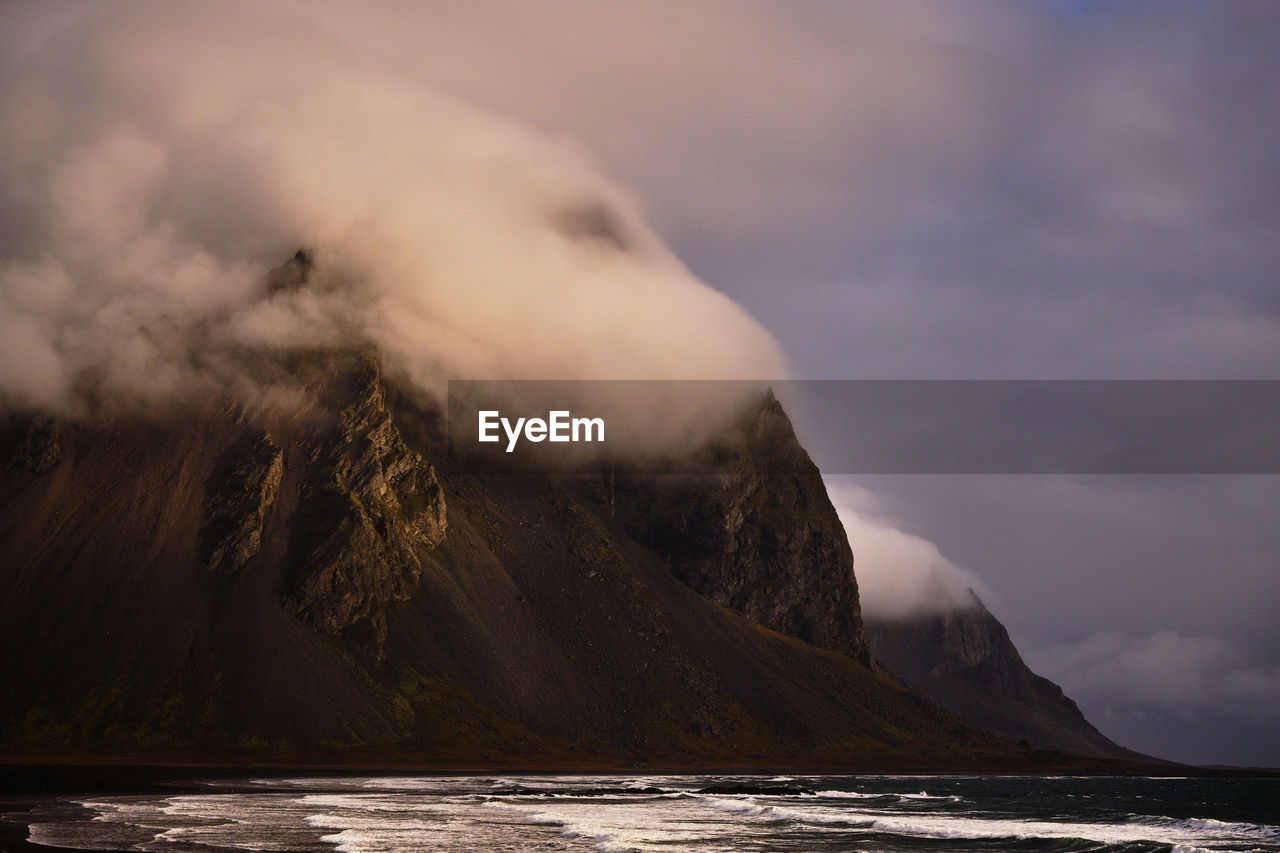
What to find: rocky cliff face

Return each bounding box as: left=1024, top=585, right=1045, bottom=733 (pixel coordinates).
left=200, top=432, right=284, bottom=576
left=614, top=395, right=870, bottom=665
left=283, top=359, right=447, bottom=639
left=866, top=591, right=1143, bottom=760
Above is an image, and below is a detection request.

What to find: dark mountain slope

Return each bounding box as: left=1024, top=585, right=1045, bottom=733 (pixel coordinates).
left=866, top=591, right=1150, bottom=761
left=613, top=394, right=869, bottom=664
left=0, top=353, right=1009, bottom=766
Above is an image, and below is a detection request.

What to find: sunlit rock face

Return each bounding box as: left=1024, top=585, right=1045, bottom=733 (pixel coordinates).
left=283, top=357, right=447, bottom=640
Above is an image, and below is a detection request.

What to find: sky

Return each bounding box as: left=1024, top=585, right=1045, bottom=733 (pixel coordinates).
left=2, top=0, right=1278, bottom=766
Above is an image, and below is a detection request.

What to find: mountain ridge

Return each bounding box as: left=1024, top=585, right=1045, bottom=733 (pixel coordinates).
left=1, top=351, right=1015, bottom=767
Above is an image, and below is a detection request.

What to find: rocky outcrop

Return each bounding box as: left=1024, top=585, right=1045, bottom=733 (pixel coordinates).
left=2, top=414, right=62, bottom=475
left=283, top=358, right=447, bottom=636
left=615, top=394, right=870, bottom=665
left=265, top=249, right=313, bottom=294
left=866, top=591, right=1142, bottom=760
left=200, top=432, right=284, bottom=575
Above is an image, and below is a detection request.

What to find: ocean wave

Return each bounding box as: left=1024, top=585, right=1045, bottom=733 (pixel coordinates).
left=1128, top=814, right=1280, bottom=840
left=835, top=790, right=963, bottom=802
left=810, top=790, right=901, bottom=801
left=799, top=789, right=963, bottom=806
left=700, top=796, right=875, bottom=827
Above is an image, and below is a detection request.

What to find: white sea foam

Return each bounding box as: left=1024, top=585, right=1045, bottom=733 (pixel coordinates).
left=75, top=799, right=175, bottom=830
left=700, top=796, right=873, bottom=826
left=823, top=789, right=959, bottom=801
left=150, top=794, right=327, bottom=851
left=482, top=797, right=749, bottom=852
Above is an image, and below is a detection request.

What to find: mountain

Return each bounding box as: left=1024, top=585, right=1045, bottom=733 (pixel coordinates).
left=0, top=345, right=1020, bottom=768
left=865, top=591, right=1147, bottom=761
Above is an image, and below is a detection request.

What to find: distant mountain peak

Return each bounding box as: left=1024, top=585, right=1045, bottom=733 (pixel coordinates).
left=866, top=595, right=1151, bottom=761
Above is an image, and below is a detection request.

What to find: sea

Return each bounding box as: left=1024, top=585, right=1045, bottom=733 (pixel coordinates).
left=9, top=773, right=1280, bottom=852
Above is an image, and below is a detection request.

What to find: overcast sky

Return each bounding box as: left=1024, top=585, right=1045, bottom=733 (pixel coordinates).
left=6, top=0, right=1278, bottom=766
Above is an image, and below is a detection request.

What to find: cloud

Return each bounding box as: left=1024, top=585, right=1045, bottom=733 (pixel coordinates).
left=0, top=1, right=785, bottom=424
left=1031, top=631, right=1280, bottom=721
left=826, top=479, right=991, bottom=620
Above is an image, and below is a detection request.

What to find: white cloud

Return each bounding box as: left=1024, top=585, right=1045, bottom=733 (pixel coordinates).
left=826, top=479, right=991, bottom=620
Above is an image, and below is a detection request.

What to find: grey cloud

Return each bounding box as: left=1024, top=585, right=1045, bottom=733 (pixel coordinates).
left=1024, top=630, right=1280, bottom=765
left=1034, top=631, right=1280, bottom=717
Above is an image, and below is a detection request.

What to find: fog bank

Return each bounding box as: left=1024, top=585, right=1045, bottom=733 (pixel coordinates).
left=0, top=2, right=784, bottom=424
